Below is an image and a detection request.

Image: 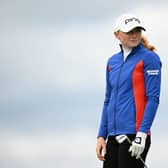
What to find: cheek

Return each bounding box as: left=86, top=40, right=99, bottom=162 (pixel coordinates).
left=120, top=36, right=127, bottom=43
left=136, top=33, right=142, bottom=39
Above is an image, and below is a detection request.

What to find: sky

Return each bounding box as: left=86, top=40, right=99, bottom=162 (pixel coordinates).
left=0, top=0, right=168, bottom=168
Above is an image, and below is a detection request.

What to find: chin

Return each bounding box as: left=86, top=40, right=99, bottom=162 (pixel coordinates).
left=130, top=42, right=139, bottom=48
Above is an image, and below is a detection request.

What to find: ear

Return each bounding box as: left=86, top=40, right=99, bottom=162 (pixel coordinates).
left=114, top=31, right=120, bottom=40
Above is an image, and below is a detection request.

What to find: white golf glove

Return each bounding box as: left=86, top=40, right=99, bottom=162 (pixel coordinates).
left=129, top=132, right=147, bottom=159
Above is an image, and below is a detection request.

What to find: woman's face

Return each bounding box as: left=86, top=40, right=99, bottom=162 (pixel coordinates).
left=114, top=28, right=142, bottom=49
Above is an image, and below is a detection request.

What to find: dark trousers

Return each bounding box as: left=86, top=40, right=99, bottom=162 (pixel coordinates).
left=103, top=135, right=151, bottom=168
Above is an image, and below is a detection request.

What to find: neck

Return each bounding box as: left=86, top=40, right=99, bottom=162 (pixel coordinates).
left=122, top=47, right=132, bottom=52
left=122, top=46, right=132, bottom=50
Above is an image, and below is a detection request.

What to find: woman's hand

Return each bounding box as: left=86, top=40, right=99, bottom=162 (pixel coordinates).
left=96, top=137, right=107, bottom=161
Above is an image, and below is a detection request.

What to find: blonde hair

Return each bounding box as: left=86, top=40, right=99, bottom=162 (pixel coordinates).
left=141, top=36, right=156, bottom=51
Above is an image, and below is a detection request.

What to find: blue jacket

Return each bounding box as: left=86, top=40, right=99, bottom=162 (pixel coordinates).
left=98, top=43, right=161, bottom=139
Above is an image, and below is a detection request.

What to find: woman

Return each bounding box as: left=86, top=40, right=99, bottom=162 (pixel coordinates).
left=96, top=13, right=161, bottom=168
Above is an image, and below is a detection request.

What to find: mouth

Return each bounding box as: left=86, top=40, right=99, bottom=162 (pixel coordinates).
left=130, top=39, right=138, bottom=42
left=130, top=38, right=137, bottom=41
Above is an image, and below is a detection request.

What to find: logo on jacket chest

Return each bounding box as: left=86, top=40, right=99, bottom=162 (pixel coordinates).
left=107, top=65, right=112, bottom=72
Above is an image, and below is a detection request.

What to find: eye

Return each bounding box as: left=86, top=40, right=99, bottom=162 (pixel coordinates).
left=134, top=29, right=142, bottom=33
left=127, top=28, right=142, bottom=34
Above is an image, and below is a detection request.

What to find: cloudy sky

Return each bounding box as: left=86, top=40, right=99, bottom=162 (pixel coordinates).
left=0, top=0, right=168, bottom=168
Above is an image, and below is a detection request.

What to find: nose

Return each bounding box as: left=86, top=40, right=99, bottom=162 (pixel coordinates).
left=131, top=32, right=138, bottom=37
left=128, top=31, right=139, bottom=38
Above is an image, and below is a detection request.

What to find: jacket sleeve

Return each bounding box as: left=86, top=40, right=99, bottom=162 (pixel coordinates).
left=139, top=53, right=162, bottom=133
left=97, top=61, right=112, bottom=139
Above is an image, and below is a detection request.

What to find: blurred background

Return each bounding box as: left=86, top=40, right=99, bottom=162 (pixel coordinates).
left=0, top=0, right=167, bottom=167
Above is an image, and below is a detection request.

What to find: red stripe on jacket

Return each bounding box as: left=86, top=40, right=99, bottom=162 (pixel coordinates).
left=132, top=60, right=147, bottom=132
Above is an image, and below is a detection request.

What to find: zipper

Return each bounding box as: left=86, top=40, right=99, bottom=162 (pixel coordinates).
left=113, top=60, right=124, bottom=134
